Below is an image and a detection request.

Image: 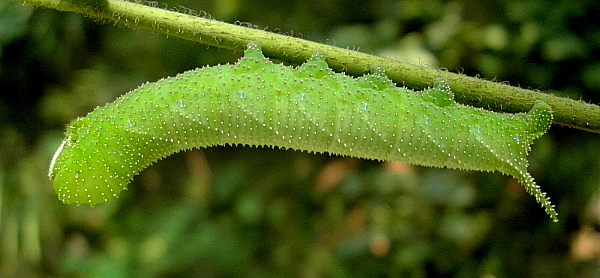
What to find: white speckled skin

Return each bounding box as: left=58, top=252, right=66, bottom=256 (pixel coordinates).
left=49, top=42, right=556, bottom=221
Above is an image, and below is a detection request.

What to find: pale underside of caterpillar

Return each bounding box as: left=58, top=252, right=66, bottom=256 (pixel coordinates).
left=49, top=41, right=557, bottom=221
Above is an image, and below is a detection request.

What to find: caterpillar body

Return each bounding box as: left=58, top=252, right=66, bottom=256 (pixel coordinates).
left=49, top=42, right=557, bottom=221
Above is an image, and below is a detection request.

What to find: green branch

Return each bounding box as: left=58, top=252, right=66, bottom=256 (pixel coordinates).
left=13, top=0, right=600, bottom=133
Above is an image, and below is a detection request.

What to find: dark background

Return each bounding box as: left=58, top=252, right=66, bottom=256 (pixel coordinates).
left=1, top=0, right=599, bottom=276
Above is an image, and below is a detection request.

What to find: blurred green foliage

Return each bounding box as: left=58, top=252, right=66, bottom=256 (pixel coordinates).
left=1, top=0, right=600, bottom=276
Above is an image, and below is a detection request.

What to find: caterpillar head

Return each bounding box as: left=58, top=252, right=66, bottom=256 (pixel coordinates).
left=49, top=117, right=129, bottom=205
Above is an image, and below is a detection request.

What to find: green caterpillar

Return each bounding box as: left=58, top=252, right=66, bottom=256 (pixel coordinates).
left=49, top=41, right=557, bottom=221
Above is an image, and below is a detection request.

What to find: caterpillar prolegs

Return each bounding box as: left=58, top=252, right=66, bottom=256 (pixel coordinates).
left=49, top=42, right=557, bottom=221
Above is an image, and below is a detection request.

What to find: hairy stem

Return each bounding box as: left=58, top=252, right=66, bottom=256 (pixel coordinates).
left=12, top=0, right=600, bottom=133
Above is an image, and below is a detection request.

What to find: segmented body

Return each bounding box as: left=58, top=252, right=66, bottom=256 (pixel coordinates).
left=49, top=42, right=556, bottom=221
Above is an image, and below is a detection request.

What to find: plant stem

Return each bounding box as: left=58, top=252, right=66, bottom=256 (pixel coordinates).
left=12, top=0, right=600, bottom=133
